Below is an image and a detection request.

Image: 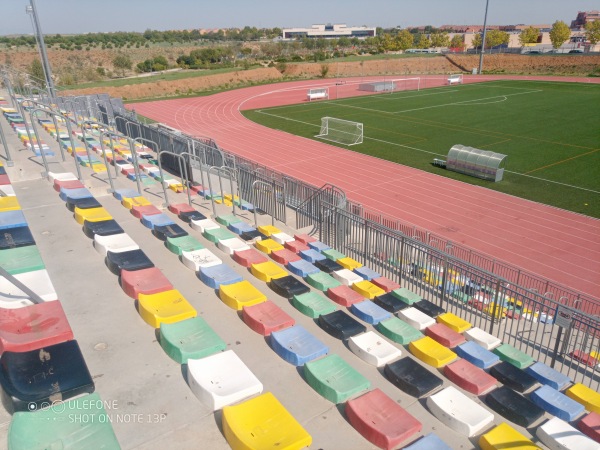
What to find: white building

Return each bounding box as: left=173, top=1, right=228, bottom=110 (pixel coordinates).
left=282, top=24, right=376, bottom=40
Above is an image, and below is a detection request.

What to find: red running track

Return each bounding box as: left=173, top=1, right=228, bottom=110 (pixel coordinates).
left=132, top=74, right=600, bottom=300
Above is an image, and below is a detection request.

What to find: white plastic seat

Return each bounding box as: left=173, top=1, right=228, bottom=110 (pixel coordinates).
left=464, top=327, right=502, bottom=350
left=271, top=232, right=294, bottom=245
left=537, top=417, right=598, bottom=450
left=398, top=307, right=436, bottom=331
left=331, top=269, right=363, bottom=286
left=217, top=238, right=251, bottom=255
left=187, top=350, right=263, bottom=411
left=48, top=172, right=78, bottom=183
left=0, top=269, right=58, bottom=308
left=348, top=331, right=402, bottom=367
left=190, top=218, right=220, bottom=233
left=426, top=386, right=494, bottom=437
left=181, top=249, right=222, bottom=271
left=0, top=185, right=16, bottom=196
left=93, top=233, right=139, bottom=257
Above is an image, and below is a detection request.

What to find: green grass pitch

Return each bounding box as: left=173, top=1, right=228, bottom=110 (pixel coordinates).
left=242, top=80, right=600, bottom=218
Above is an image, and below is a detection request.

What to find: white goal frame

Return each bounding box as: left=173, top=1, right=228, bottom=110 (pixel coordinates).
left=447, top=74, right=463, bottom=85
left=315, top=117, right=363, bottom=146
left=307, top=87, right=329, bottom=101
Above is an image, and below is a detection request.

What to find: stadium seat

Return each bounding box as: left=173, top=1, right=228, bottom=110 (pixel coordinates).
left=455, top=341, right=500, bottom=369
left=82, top=219, right=124, bottom=239
left=130, top=204, right=161, bottom=219
left=314, top=258, right=344, bottom=273
left=371, top=276, right=400, bottom=293
left=270, top=325, right=328, bottom=366
left=159, top=316, right=226, bottom=364
left=242, top=300, right=295, bottom=336
left=391, top=287, right=421, bottom=305
left=538, top=417, right=598, bottom=450
left=352, top=280, right=386, bottom=299
left=376, top=316, right=424, bottom=345
left=7, top=393, right=120, bottom=449
left=284, top=239, right=309, bottom=254
left=167, top=203, right=195, bottom=215
left=269, top=275, right=310, bottom=299
left=190, top=218, right=220, bottom=233
left=120, top=267, right=173, bottom=299
left=525, top=361, right=571, bottom=391
left=326, top=285, right=364, bottom=306
left=121, top=196, right=152, bottom=209
left=578, top=412, right=600, bottom=442
left=331, top=269, right=363, bottom=286
left=0, top=340, right=94, bottom=411
left=464, top=326, right=502, bottom=350
left=570, top=350, right=599, bottom=367
left=443, top=359, right=497, bottom=395
left=203, top=227, right=235, bottom=243
left=0, top=269, right=57, bottom=307
left=187, top=350, right=263, bottom=411
left=255, top=238, right=284, bottom=255
left=222, top=392, right=312, bottom=450
left=345, top=388, right=422, bottom=450
left=566, top=383, right=600, bottom=414
left=490, top=361, right=538, bottom=393
left=294, top=233, right=316, bottom=244
left=257, top=225, right=281, bottom=236
left=530, top=385, right=585, bottom=421
left=181, top=248, right=222, bottom=272
left=425, top=323, right=466, bottom=348
left=413, top=299, right=445, bottom=318
left=304, top=354, right=370, bottom=403
left=493, top=343, right=534, bottom=369
left=137, top=289, right=197, bottom=328
left=93, top=233, right=139, bottom=257
left=165, top=235, right=204, bottom=256
left=152, top=223, right=188, bottom=241
left=271, top=232, right=294, bottom=245
left=305, top=271, right=341, bottom=291
left=348, top=331, right=402, bottom=367
left=0, top=226, right=34, bottom=249
left=219, top=280, right=267, bottom=310
left=307, top=240, right=330, bottom=252
left=373, top=293, right=409, bottom=313
left=250, top=261, right=288, bottom=283
left=403, top=433, right=452, bottom=450
left=479, top=423, right=539, bottom=450
left=409, top=336, right=457, bottom=368
left=179, top=210, right=207, bottom=223
left=286, top=259, right=320, bottom=277
left=436, top=312, right=472, bottom=333
left=353, top=266, right=380, bottom=281
left=198, top=264, right=243, bottom=289
left=270, top=248, right=301, bottom=265
left=337, top=257, right=362, bottom=270
left=427, top=386, right=494, bottom=436
left=65, top=196, right=102, bottom=212
left=384, top=357, right=443, bottom=397
left=228, top=220, right=256, bottom=235
left=232, top=248, right=268, bottom=267
left=299, top=248, right=326, bottom=263
left=0, top=245, right=45, bottom=275
left=59, top=187, right=93, bottom=202
left=321, top=248, right=345, bottom=261
left=105, top=249, right=154, bottom=275
left=215, top=214, right=242, bottom=227
left=318, top=310, right=366, bottom=340
left=485, top=386, right=545, bottom=427
left=73, top=206, right=112, bottom=225
left=397, top=307, right=435, bottom=330
left=292, top=292, right=337, bottom=318
left=350, top=300, right=391, bottom=324
left=0, top=211, right=27, bottom=230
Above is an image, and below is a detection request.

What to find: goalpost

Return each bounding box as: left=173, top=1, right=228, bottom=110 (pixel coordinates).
left=307, top=87, right=329, bottom=101
left=358, top=77, right=421, bottom=94
left=315, top=117, right=363, bottom=146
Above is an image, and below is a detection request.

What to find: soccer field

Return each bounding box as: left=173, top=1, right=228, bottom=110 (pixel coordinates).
left=243, top=80, right=600, bottom=218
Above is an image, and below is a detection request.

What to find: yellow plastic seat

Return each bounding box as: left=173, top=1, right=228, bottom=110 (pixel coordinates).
left=337, top=257, right=363, bottom=270
left=0, top=197, right=20, bottom=212
left=409, top=336, right=457, bottom=368
left=255, top=239, right=284, bottom=255
left=137, top=289, right=197, bottom=328
left=479, top=423, right=541, bottom=450
left=122, top=196, right=152, bottom=209
left=485, top=303, right=507, bottom=319
left=222, top=392, right=312, bottom=450
left=74, top=207, right=112, bottom=225
left=437, top=312, right=472, bottom=333
left=566, top=383, right=600, bottom=414
left=257, top=225, right=281, bottom=237
left=351, top=280, right=386, bottom=299
left=92, top=164, right=107, bottom=173
left=168, top=183, right=184, bottom=193
left=219, top=280, right=267, bottom=311
left=250, top=261, right=288, bottom=283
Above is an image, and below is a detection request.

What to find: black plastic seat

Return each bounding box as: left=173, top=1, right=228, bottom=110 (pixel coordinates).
left=318, top=310, right=366, bottom=340
left=178, top=210, right=207, bottom=223
left=66, top=197, right=102, bottom=212
left=314, top=259, right=344, bottom=274
left=240, top=230, right=263, bottom=241
left=0, top=226, right=35, bottom=249
left=269, top=275, right=310, bottom=299
left=0, top=340, right=94, bottom=412
left=82, top=219, right=124, bottom=239
left=384, top=357, right=443, bottom=397
left=485, top=386, right=545, bottom=427
left=152, top=223, right=189, bottom=241
left=489, top=361, right=538, bottom=393
left=413, top=299, right=445, bottom=318
left=105, top=249, right=154, bottom=275
left=374, top=293, right=409, bottom=313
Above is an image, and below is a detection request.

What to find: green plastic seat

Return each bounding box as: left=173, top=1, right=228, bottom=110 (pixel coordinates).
left=8, top=392, right=120, bottom=450
left=215, top=214, right=243, bottom=226
left=305, top=272, right=341, bottom=291
left=304, top=354, right=371, bottom=403
left=493, top=343, right=535, bottom=369
left=292, top=292, right=337, bottom=318
left=391, top=287, right=422, bottom=305
left=0, top=246, right=45, bottom=275
left=376, top=316, right=424, bottom=345
left=159, top=317, right=226, bottom=364
left=321, top=248, right=346, bottom=261
left=165, top=235, right=204, bottom=256
left=203, top=227, right=235, bottom=243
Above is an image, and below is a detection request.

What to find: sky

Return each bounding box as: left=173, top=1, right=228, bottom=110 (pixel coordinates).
left=1, top=0, right=598, bottom=35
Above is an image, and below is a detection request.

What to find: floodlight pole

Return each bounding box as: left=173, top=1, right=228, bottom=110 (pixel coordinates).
left=27, top=0, right=56, bottom=97
left=478, top=0, right=490, bottom=75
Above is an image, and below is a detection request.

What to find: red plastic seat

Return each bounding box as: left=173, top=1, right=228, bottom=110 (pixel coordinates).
left=326, top=285, right=364, bottom=306
left=232, top=248, right=268, bottom=267
left=371, top=276, right=401, bottom=293
left=0, top=301, right=74, bottom=354
left=242, top=300, right=295, bottom=336
left=444, top=359, right=497, bottom=395
left=578, top=412, right=600, bottom=443
left=167, top=203, right=196, bottom=215
left=294, top=233, right=316, bottom=244
left=570, top=350, right=599, bottom=367
left=284, top=240, right=310, bottom=254
left=53, top=179, right=84, bottom=192
left=0, top=175, right=10, bottom=185
left=346, top=388, right=422, bottom=450
left=120, top=267, right=173, bottom=299
left=425, top=323, right=466, bottom=348
left=270, top=249, right=301, bottom=265
left=131, top=205, right=161, bottom=219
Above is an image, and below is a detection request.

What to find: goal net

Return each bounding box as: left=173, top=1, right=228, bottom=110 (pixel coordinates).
left=315, top=117, right=363, bottom=146
left=307, top=87, right=329, bottom=101
left=358, top=77, right=421, bottom=94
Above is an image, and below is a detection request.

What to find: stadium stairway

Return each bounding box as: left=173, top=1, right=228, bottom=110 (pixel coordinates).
left=3, top=97, right=600, bottom=449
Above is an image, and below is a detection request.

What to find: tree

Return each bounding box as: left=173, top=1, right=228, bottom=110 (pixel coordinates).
left=395, top=29, right=414, bottom=51
left=519, top=26, right=540, bottom=46
left=29, top=58, right=46, bottom=87
left=549, top=20, right=571, bottom=49
left=585, top=20, right=600, bottom=45
left=486, top=29, right=510, bottom=48
left=112, top=54, right=132, bottom=76
left=430, top=32, right=450, bottom=48
left=449, top=34, right=464, bottom=50
left=414, top=34, right=431, bottom=49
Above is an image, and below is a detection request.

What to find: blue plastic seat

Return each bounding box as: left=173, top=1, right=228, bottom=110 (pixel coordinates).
left=300, top=249, right=326, bottom=263
left=229, top=221, right=256, bottom=234
left=403, top=433, right=453, bottom=450
left=0, top=211, right=28, bottom=230
left=58, top=187, right=93, bottom=201
left=307, top=241, right=330, bottom=252
left=286, top=259, right=320, bottom=277
left=113, top=188, right=141, bottom=201
left=198, top=264, right=243, bottom=289
left=530, top=385, right=585, bottom=421
left=455, top=341, right=500, bottom=369
left=525, top=361, right=572, bottom=391
left=270, top=325, right=328, bottom=366
left=141, top=213, right=176, bottom=230
left=354, top=266, right=381, bottom=281
left=350, top=300, right=391, bottom=325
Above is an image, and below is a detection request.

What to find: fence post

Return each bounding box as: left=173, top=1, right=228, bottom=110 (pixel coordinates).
left=439, top=256, right=449, bottom=307
left=363, top=218, right=370, bottom=267
left=488, top=279, right=502, bottom=336
left=398, top=236, right=406, bottom=286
